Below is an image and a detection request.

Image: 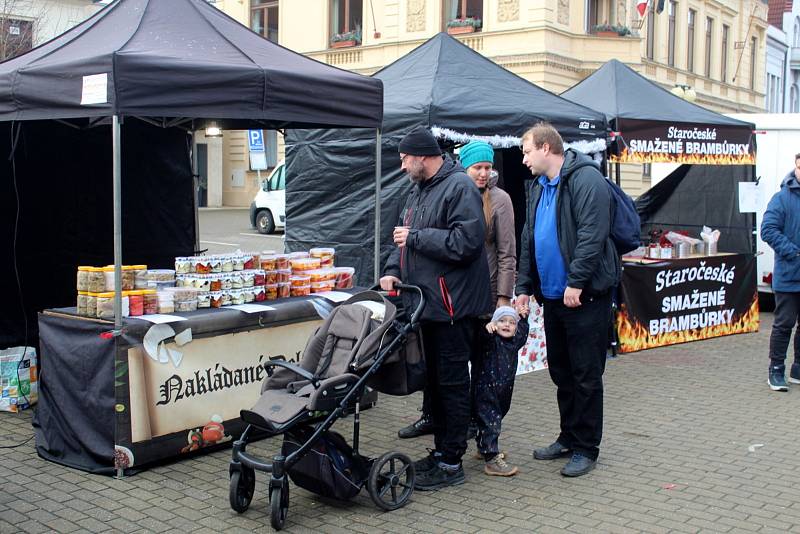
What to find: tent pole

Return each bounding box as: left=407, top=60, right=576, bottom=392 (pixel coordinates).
left=615, top=161, right=621, bottom=186
left=191, top=130, right=200, bottom=252
left=113, top=115, right=123, bottom=331
left=374, top=128, right=382, bottom=285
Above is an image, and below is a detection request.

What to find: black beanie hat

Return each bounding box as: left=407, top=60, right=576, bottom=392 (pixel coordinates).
left=398, top=126, right=442, bottom=156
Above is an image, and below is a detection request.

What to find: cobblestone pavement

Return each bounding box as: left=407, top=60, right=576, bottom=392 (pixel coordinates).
left=2, top=313, right=800, bottom=533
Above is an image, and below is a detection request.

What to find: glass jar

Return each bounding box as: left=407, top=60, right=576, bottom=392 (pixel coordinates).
left=193, top=256, right=211, bottom=274
left=241, top=288, right=255, bottom=303
left=197, top=292, right=211, bottom=308
left=208, top=255, right=222, bottom=273
left=220, top=290, right=232, bottom=307
left=174, top=257, right=192, bottom=274
left=209, top=291, right=223, bottom=308
left=221, top=255, right=234, bottom=272
left=253, top=270, right=265, bottom=286
left=242, top=271, right=255, bottom=288
left=253, top=286, right=266, bottom=302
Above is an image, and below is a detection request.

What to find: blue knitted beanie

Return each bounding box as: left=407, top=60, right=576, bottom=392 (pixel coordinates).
left=459, top=141, right=494, bottom=170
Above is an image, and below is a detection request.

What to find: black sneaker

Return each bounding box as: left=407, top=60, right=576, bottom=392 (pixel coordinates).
left=560, top=453, right=596, bottom=477
left=398, top=414, right=434, bottom=439
left=413, top=463, right=465, bottom=491
left=768, top=366, right=788, bottom=392
left=789, top=362, right=800, bottom=385
left=413, top=450, right=441, bottom=475
left=533, top=441, right=572, bottom=460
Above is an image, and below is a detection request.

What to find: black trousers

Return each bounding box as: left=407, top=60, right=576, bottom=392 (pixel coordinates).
left=421, top=318, right=476, bottom=465
left=769, top=291, right=800, bottom=367
left=542, top=292, right=612, bottom=461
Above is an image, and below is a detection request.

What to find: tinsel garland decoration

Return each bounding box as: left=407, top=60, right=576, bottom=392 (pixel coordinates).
left=430, top=126, right=608, bottom=155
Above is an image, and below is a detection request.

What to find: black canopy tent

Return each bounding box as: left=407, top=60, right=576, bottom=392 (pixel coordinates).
left=561, top=59, right=756, bottom=171
left=0, top=0, right=383, bottom=347
left=286, top=32, right=609, bottom=285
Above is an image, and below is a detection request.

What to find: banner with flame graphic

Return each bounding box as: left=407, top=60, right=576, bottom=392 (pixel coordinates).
left=616, top=253, right=758, bottom=353
left=609, top=119, right=755, bottom=165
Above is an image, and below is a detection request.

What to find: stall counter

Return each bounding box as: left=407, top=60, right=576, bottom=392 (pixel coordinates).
left=33, top=292, right=357, bottom=475
left=616, top=253, right=758, bottom=353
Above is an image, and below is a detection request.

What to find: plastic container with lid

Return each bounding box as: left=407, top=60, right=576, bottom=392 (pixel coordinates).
left=307, top=269, right=336, bottom=283
left=77, top=266, right=92, bottom=292
left=333, top=267, right=355, bottom=289
left=265, top=284, right=278, bottom=301
left=253, top=285, right=266, bottom=302
left=146, top=269, right=176, bottom=282
left=276, top=269, right=291, bottom=284
left=274, top=254, right=290, bottom=270
left=290, top=257, right=321, bottom=273
left=102, top=266, right=135, bottom=292
left=265, top=270, right=277, bottom=285
left=96, top=292, right=130, bottom=320
left=277, top=282, right=290, bottom=299
left=132, top=265, right=148, bottom=289
left=310, top=247, right=335, bottom=268
left=174, top=257, right=192, bottom=274
left=175, top=299, right=198, bottom=312
left=288, top=251, right=310, bottom=260
left=86, top=293, right=98, bottom=318
left=162, top=286, right=201, bottom=300
left=77, top=292, right=89, bottom=316
left=126, top=290, right=144, bottom=316
left=87, top=267, right=105, bottom=293
left=209, top=291, right=224, bottom=308
left=157, top=291, right=175, bottom=314
left=311, top=281, right=335, bottom=293
left=290, top=274, right=311, bottom=287
left=291, top=285, right=311, bottom=297
left=260, top=255, right=277, bottom=271
left=142, top=289, right=158, bottom=315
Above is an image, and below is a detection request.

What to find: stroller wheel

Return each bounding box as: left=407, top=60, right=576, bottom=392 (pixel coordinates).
left=229, top=467, right=255, bottom=513
left=367, top=451, right=415, bottom=511
left=269, top=476, right=289, bottom=530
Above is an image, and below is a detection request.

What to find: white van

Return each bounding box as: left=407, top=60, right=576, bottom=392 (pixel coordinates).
left=249, top=161, right=285, bottom=234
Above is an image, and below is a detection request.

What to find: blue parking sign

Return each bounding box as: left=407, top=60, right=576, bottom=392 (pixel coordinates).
left=248, top=130, right=265, bottom=152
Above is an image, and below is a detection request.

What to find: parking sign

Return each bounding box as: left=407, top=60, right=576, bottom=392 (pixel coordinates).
left=248, top=129, right=267, bottom=170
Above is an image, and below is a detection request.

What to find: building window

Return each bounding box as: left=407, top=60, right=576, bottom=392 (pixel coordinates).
left=704, top=17, right=713, bottom=78
left=794, top=17, right=800, bottom=48
left=687, top=9, right=696, bottom=73
left=443, top=0, right=483, bottom=31
left=721, top=24, right=729, bottom=83
left=250, top=1, right=279, bottom=43
left=0, top=18, right=33, bottom=60
left=586, top=0, right=598, bottom=32
left=750, top=37, right=757, bottom=90
left=330, top=0, right=363, bottom=45
left=646, top=1, right=655, bottom=60
left=667, top=1, right=677, bottom=67
left=791, top=84, right=799, bottom=113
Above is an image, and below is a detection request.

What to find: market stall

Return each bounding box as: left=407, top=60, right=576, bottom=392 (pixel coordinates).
left=562, top=60, right=758, bottom=352
left=0, top=0, right=383, bottom=474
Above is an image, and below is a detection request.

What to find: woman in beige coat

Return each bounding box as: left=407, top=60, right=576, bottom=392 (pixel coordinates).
left=459, top=141, right=516, bottom=308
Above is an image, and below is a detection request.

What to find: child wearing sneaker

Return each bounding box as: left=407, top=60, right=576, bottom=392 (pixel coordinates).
left=476, top=304, right=529, bottom=476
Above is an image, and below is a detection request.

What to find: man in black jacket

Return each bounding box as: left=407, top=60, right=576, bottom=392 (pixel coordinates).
left=515, top=123, right=620, bottom=477
left=381, top=126, right=492, bottom=490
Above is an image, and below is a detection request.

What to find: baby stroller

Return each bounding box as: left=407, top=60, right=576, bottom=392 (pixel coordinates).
left=229, top=285, right=426, bottom=530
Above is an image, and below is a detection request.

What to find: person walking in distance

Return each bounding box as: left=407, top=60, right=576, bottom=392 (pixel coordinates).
left=761, top=153, right=800, bottom=391
left=515, top=122, right=620, bottom=477
left=381, top=126, right=492, bottom=490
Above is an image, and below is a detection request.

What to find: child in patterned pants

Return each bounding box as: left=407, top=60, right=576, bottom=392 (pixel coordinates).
left=476, top=305, right=529, bottom=476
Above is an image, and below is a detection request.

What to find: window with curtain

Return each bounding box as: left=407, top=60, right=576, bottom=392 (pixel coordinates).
left=250, top=1, right=279, bottom=43
left=749, top=37, right=757, bottom=90
left=667, top=1, right=677, bottom=67
left=646, top=1, right=655, bottom=60
left=721, top=24, right=729, bottom=82
left=443, top=0, right=484, bottom=29
left=704, top=17, right=713, bottom=78
left=330, top=0, right=363, bottom=42
left=687, top=9, right=695, bottom=72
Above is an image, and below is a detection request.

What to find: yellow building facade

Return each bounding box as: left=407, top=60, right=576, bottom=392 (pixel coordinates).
left=215, top=0, right=768, bottom=200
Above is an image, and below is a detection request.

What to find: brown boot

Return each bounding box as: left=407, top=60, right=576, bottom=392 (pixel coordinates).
left=484, top=455, right=518, bottom=477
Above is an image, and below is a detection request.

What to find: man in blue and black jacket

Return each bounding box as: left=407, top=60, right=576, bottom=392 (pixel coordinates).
left=382, top=125, right=492, bottom=490
left=515, top=122, right=620, bottom=477
left=761, top=153, right=800, bottom=391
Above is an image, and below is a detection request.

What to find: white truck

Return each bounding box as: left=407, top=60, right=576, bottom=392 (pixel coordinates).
left=727, top=113, right=800, bottom=300
left=249, top=160, right=286, bottom=234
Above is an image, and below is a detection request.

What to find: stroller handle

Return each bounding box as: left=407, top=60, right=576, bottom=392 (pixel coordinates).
left=389, top=283, right=425, bottom=326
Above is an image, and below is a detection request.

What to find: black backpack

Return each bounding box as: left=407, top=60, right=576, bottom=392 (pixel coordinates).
left=605, top=179, right=641, bottom=255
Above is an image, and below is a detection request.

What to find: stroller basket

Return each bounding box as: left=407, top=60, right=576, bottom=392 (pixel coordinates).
left=229, top=284, right=425, bottom=530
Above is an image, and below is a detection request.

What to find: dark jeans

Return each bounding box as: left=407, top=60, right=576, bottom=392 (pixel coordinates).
left=542, top=292, right=612, bottom=461
left=421, top=318, right=476, bottom=465
left=769, top=291, right=800, bottom=367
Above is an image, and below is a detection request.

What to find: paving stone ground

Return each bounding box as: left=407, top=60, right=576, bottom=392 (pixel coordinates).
left=2, top=312, right=800, bottom=533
